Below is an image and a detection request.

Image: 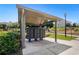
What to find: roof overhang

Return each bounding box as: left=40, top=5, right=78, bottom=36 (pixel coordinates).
left=16, top=5, right=63, bottom=25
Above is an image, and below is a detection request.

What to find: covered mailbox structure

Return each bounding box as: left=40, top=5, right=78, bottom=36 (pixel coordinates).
left=16, top=5, right=62, bottom=48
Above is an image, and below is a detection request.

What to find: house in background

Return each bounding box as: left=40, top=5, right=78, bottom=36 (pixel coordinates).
left=57, top=19, right=71, bottom=28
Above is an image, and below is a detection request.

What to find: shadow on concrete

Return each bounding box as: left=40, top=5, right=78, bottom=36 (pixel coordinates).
left=23, top=39, right=71, bottom=55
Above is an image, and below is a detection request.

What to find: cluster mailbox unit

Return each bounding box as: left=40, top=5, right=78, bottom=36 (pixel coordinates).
left=26, top=26, right=45, bottom=42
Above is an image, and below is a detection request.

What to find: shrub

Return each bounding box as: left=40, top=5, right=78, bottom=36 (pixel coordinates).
left=0, top=31, right=20, bottom=55
left=74, top=28, right=79, bottom=32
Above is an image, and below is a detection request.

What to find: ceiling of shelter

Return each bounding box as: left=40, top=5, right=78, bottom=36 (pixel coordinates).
left=17, top=5, right=63, bottom=26
left=25, top=10, right=46, bottom=25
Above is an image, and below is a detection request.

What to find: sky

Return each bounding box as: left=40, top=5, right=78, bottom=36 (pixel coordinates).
left=0, top=4, right=79, bottom=23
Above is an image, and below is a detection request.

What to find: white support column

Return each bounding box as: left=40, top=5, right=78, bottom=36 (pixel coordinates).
left=19, top=9, right=26, bottom=48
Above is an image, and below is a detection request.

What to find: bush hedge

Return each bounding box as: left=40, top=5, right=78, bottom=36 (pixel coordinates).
left=0, top=31, right=21, bottom=55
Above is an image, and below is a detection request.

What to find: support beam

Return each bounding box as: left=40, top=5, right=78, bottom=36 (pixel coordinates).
left=19, top=9, right=26, bottom=48
left=55, top=21, right=57, bottom=43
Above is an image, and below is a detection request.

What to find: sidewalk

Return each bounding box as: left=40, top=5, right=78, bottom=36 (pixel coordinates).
left=22, top=37, right=79, bottom=55
left=45, top=37, right=79, bottom=55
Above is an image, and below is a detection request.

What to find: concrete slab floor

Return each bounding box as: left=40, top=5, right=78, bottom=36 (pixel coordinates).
left=22, top=38, right=71, bottom=55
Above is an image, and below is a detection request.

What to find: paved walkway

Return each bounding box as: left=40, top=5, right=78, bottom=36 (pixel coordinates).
left=22, top=37, right=79, bottom=55
left=45, top=37, right=79, bottom=55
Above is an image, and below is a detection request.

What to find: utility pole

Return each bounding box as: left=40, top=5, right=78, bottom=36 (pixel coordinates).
left=64, top=13, right=67, bottom=37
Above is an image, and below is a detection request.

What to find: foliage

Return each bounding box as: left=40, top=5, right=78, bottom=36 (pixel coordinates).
left=0, top=31, right=20, bottom=55
left=66, top=23, right=71, bottom=27
left=74, top=28, right=79, bottom=32
left=0, top=22, right=19, bottom=31
left=7, top=22, right=19, bottom=28
left=42, top=21, right=54, bottom=28
left=0, top=23, right=8, bottom=31
left=72, top=23, right=77, bottom=27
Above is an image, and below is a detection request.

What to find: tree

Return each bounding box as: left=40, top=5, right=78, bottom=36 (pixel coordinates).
left=0, top=23, right=8, bottom=31
left=0, top=23, right=3, bottom=29
left=7, top=22, right=19, bottom=29
left=66, top=23, right=71, bottom=27
left=72, top=23, right=77, bottom=27
left=42, top=21, right=54, bottom=32
left=43, top=21, right=54, bottom=28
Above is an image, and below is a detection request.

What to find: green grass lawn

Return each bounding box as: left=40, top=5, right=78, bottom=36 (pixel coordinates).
left=0, top=31, right=8, bottom=36
left=50, top=27, right=65, bottom=31
left=46, top=33, right=76, bottom=41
